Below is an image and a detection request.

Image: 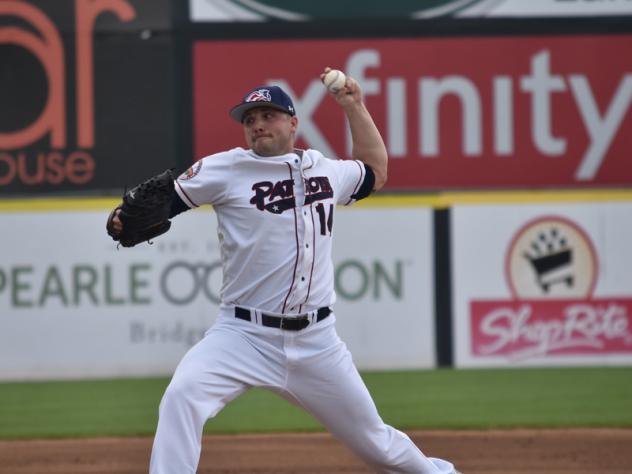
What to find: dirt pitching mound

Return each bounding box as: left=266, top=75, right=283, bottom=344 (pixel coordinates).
left=1, top=428, right=630, bottom=474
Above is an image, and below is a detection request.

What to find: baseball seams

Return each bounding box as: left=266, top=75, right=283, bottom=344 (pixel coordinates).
left=323, top=69, right=346, bottom=92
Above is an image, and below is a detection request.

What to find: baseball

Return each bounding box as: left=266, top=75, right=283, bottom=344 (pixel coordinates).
left=323, top=69, right=346, bottom=93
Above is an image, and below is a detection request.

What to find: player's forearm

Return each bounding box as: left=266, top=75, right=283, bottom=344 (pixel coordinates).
left=344, top=102, right=388, bottom=191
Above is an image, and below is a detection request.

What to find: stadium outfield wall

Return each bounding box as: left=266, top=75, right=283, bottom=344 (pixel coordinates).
left=1, top=2, right=632, bottom=379
left=1, top=192, right=631, bottom=380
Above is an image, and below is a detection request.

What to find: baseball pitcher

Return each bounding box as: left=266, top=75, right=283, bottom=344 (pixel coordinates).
left=106, top=67, right=460, bottom=474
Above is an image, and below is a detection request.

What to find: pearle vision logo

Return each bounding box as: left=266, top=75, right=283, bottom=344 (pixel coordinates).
left=505, top=216, right=598, bottom=300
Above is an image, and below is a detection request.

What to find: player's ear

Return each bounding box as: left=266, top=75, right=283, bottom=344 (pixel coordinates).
left=290, top=115, right=298, bottom=132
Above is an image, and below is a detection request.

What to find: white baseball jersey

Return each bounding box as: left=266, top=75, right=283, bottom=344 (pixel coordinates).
left=151, top=146, right=459, bottom=474
left=174, top=147, right=368, bottom=315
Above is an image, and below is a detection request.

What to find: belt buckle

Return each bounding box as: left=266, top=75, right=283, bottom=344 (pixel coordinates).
left=280, top=315, right=309, bottom=331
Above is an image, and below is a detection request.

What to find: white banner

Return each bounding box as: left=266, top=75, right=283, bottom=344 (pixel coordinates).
left=452, top=202, right=632, bottom=368
left=0, top=206, right=435, bottom=380
left=190, top=0, right=632, bottom=22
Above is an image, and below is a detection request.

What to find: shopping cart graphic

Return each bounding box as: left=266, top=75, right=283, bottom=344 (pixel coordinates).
left=522, top=228, right=574, bottom=293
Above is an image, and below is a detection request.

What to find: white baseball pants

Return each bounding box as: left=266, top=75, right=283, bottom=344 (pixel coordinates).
left=149, top=309, right=457, bottom=474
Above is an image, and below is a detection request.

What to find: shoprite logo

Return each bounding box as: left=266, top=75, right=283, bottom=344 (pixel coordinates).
left=0, top=0, right=135, bottom=186
left=506, top=216, right=598, bottom=299
left=470, top=215, right=632, bottom=360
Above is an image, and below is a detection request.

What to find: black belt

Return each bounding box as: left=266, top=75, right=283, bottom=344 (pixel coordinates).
left=234, top=306, right=331, bottom=331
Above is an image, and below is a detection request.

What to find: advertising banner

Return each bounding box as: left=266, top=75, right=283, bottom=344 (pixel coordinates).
left=190, top=0, right=632, bottom=22
left=193, top=35, right=632, bottom=190
left=0, top=206, right=435, bottom=380
left=452, top=202, right=632, bottom=367
left=0, top=0, right=174, bottom=195
left=457, top=0, right=632, bottom=18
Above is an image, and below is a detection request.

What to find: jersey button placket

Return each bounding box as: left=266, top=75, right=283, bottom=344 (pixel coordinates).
left=287, top=160, right=309, bottom=310
left=295, top=158, right=317, bottom=310
left=293, top=251, right=310, bottom=299
left=294, top=206, right=314, bottom=307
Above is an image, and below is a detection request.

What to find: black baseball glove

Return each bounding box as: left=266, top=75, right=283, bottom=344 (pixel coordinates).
left=106, top=169, right=175, bottom=247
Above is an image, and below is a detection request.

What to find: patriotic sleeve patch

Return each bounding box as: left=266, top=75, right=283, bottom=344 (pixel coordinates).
left=178, top=160, right=203, bottom=181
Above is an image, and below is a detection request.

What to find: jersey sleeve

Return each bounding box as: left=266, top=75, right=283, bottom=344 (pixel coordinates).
left=333, top=159, right=374, bottom=206
left=174, top=151, right=233, bottom=208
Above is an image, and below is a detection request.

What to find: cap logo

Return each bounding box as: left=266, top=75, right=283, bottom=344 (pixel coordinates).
left=245, top=89, right=272, bottom=103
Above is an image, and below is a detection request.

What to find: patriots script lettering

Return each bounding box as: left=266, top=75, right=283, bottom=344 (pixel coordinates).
left=250, top=177, right=334, bottom=214
left=305, top=176, right=333, bottom=205
left=250, top=179, right=296, bottom=214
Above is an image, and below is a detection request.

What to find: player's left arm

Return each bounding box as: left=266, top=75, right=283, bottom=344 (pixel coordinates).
left=323, top=68, right=388, bottom=191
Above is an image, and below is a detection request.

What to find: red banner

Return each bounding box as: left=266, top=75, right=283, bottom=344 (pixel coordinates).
left=470, top=299, right=632, bottom=359
left=193, top=35, right=632, bottom=190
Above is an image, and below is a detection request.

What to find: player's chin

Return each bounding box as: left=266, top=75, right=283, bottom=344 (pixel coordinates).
left=252, top=141, right=277, bottom=157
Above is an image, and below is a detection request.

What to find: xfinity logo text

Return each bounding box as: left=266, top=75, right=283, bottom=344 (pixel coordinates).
left=272, top=49, right=631, bottom=181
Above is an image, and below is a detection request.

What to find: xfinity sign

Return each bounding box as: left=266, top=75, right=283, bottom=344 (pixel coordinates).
left=272, top=49, right=631, bottom=181
left=194, top=36, right=632, bottom=189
